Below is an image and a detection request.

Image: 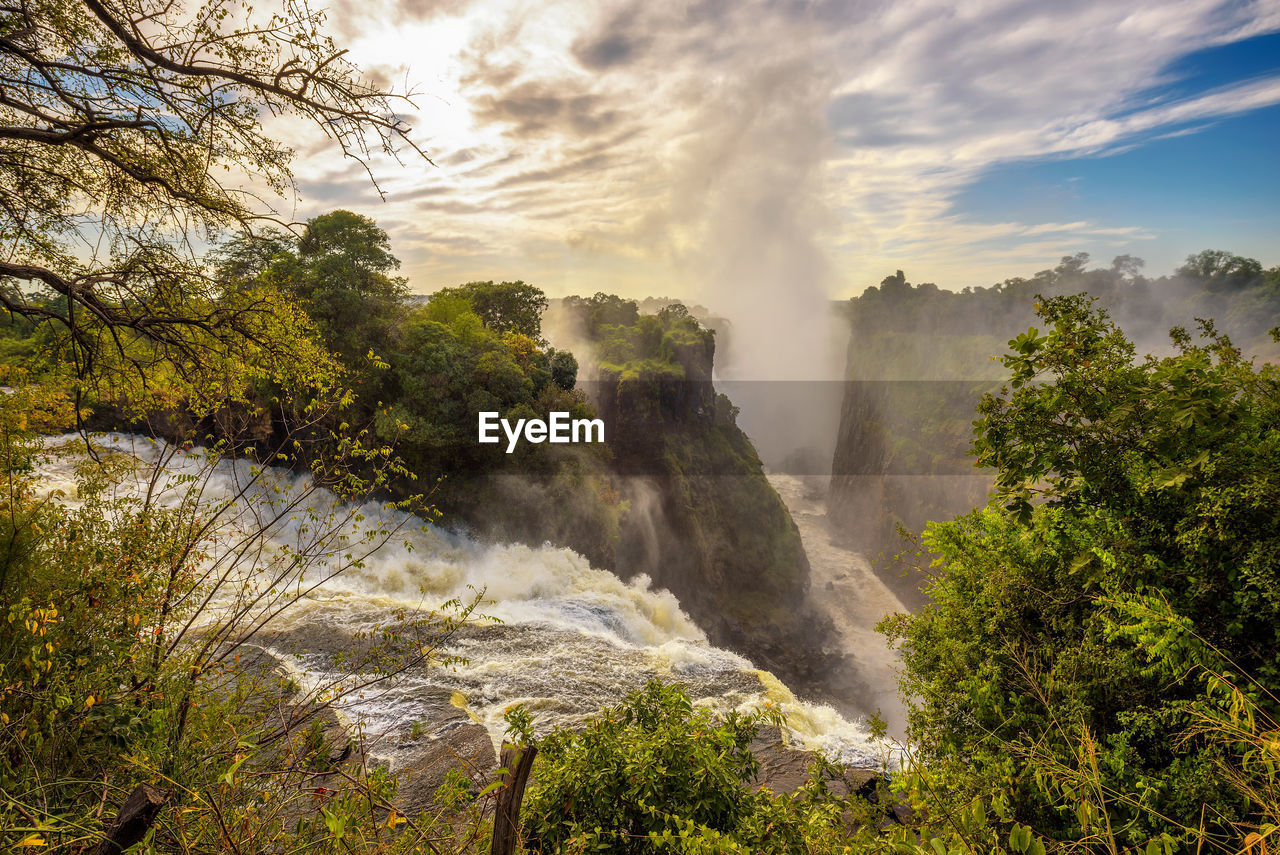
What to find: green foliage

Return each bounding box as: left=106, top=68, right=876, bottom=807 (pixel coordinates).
left=249, top=210, right=409, bottom=365
left=515, top=679, right=1069, bottom=855
left=84, top=285, right=339, bottom=425
left=549, top=350, right=579, bottom=391
left=371, top=301, right=598, bottom=480
left=1185, top=670, right=1280, bottom=850
left=208, top=220, right=600, bottom=499
left=883, top=295, right=1280, bottom=847
left=519, top=680, right=858, bottom=854
left=586, top=302, right=711, bottom=376
left=210, top=228, right=296, bottom=291
left=1177, top=250, right=1266, bottom=292
left=561, top=293, right=641, bottom=338
left=431, top=281, right=550, bottom=341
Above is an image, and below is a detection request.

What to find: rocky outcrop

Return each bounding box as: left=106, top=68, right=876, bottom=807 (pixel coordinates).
left=590, top=333, right=839, bottom=691
left=382, top=694, right=498, bottom=814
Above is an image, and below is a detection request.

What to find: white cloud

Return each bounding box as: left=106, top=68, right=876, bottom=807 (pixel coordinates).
left=267, top=0, right=1280, bottom=302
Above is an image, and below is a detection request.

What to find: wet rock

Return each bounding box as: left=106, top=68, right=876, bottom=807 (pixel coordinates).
left=382, top=690, right=498, bottom=814
left=746, top=726, right=914, bottom=829
left=747, top=726, right=876, bottom=797
left=856, top=774, right=915, bottom=825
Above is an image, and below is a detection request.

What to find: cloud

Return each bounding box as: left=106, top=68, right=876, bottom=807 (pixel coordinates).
left=273, top=0, right=1280, bottom=301
left=571, top=3, right=650, bottom=70
left=493, top=153, right=615, bottom=188
left=1050, top=76, right=1280, bottom=155
left=473, top=86, right=621, bottom=137
left=574, top=32, right=643, bottom=70
left=320, top=0, right=478, bottom=40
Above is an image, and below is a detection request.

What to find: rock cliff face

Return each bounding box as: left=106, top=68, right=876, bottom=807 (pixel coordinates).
left=591, top=331, right=838, bottom=690
left=825, top=277, right=1008, bottom=607
left=826, top=380, right=992, bottom=609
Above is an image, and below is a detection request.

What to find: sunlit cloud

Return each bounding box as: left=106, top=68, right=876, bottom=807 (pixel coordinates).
left=262, top=0, right=1280, bottom=300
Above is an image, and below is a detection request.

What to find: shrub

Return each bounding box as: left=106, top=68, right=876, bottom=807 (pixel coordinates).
left=518, top=680, right=859, bottom=854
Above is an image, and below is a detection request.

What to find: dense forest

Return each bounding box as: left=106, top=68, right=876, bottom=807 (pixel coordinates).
left=3, top=0, right=1280, bottom=852
left=831, top=251, right=1280, bottom=604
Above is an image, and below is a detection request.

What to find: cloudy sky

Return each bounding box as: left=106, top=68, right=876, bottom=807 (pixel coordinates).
left=281, top=0, right=1280, bottom=302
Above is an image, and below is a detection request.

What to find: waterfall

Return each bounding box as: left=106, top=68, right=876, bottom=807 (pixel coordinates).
left=37, top=433, right=894, bottom=767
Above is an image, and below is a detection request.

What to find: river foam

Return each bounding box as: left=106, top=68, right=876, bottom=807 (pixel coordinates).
left=37, top=433, right=894, bottom=767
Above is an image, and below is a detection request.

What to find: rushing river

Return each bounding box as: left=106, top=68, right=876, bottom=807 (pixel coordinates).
left=767, top=474, right=908, bottom=739
left=37, top=434, right=892, bottom=769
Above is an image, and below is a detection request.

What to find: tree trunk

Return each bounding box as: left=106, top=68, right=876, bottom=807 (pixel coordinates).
left=489, top=743, right=537, bottom=855
left=93, top=782, right=166, bottom=855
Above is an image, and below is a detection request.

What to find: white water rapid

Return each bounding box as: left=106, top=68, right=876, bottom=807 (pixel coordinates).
left=38, top=434, right=893, bottom=769
left=767, top=473, right=908, bottom=739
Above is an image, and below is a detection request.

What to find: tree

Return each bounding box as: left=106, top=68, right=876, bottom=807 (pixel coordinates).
left=265, top=210, right=408, bottom=362
left=548, top=349, right=578, bottom=390
left=562, top=292, right=640, bottom=337
left=1054, top=252, right=1091, bottom=277
left=1177, top=250, right=1265, bottom=291
left=656, top=301, right=690, bottom=322
left=882, top=295, right=1280, bottom=846
left=879, top=269, right=910, bottom=299
left=210, top=228, right=295, bottom=290
left=1110, top=254, right=1145, bottom=277
left=429, top=280, right=548, bottom=340
left=0, top=0, right=426, bottom=378
left=298, top=210, right=401, bottom=278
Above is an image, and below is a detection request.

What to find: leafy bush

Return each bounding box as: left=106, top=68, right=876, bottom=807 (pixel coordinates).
left=882, top=295, right=1280, bottom=848
left=518, top=680, right=863, bottom=854
left=0, top=365, right=487, bottom=852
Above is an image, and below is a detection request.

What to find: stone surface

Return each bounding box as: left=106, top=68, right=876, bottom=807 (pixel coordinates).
left=379, top=690, right=499, bottom=814
left=748, top=726, right=877, bottom=797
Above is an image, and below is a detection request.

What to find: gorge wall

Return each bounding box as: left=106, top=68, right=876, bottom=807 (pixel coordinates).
left=590, top=328, right=839, bottom=689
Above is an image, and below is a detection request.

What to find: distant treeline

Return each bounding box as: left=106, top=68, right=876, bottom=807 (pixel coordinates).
left=844, top=250, right=1280, bottom=377
left=830, top=249, right=1280, bottom=606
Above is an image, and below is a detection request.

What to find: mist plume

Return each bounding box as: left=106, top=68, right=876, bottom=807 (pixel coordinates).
left=661, top=48, right=848, bottom=470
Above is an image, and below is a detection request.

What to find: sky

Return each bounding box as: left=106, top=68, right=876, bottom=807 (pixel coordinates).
left=276, top=0, right=1280, bottom=302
